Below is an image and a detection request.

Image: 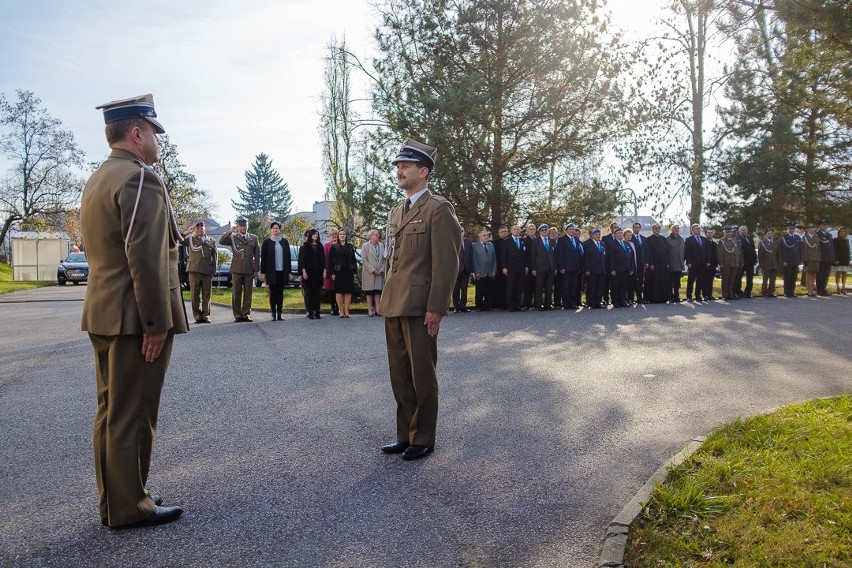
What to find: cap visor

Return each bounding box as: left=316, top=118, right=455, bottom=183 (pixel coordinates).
left=145, top=117, right=165, bottom=134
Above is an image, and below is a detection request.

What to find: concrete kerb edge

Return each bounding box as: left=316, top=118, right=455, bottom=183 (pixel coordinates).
left=597, top=435, right=707, bottom=568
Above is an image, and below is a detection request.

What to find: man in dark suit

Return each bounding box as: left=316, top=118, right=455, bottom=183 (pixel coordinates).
left=584, top=228, right=607, bottom=308
left=780, top=222, right=802, bottom=297
left=501, top=224, right=528, bottom=311
left=605, top=228, right=635, bottom=307
left=491, top=226, right=509, bottom=309
left=684, top=223, right=710, bottom=301
left=702, top=228, right=718, bottom=300
left=601, top=222, right=618, bottom=305
left=630, top=222, right=647, bottom=303
left=522, top=223, right=537, bottom=309
left=81, top=94, right=186, bottom=528
left=736, top=225, right=757, bottom=298
left=530, top=223, right=556, bottom=309
left=556, top=222, right=584, bottom=309
left=452, top=226, right=473, bottom=313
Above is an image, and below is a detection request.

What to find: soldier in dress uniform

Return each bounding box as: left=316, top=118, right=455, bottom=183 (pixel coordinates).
left=779, top=222, right=802, bottom=297
left=758, top=228, right=780, bottom=297
left=801, top=223, right=822, bottom=297
left=220, top=217, right=260, bottom=322
left=816, top=220, right=836, bottom=295
left=182, top=221, right=217, bottom=323
left=81, top=94, right=186, bottom=528
left=379, top=139, right=461, bottom=461
left=717, top=226, right=743, bottom=300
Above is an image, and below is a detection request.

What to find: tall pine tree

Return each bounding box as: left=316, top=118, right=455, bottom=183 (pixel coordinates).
left=231, top=153, right=293, bottom=221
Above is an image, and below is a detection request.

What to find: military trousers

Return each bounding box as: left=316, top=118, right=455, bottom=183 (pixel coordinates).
left=384, top=315, right=439, bottom=447
left=231, top=272, right=254, bottom=318
left=89, top=333, right=173, bottom=527
left=187, top=271, right=212, bottom=320
left=721, top=266, right=740, bottom=299
left=817, top=262, right=832, bottom=293
left=782, top=263, right=799, bottom=296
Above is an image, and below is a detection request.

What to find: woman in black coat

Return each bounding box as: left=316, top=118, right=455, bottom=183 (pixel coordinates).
left=327, top=229, right=358, bottom=318
left=260, top=221, right=291, bottom=320
left=298, top=229, right=326, bottom=319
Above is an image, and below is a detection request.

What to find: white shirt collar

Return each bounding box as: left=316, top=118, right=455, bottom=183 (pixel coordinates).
left=407, top=187, right=429, bottom=208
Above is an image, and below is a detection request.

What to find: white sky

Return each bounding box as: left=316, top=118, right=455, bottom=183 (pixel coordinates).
left=1, top=0, right=665, bottom=223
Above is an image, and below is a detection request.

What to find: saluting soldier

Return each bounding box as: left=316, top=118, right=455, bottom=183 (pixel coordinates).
left=219, top=217, right=260, bottom=322
left=81, top=94, right=187, bottom=528
left=183, top=221, right=217, bottom=323
left=379, top=139, right=461, bottom=461
left=717, top=226, right=743, bottom=300
left=758, top=228, right=781, bottom=297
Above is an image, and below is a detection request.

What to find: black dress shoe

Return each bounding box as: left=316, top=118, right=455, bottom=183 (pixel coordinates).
left=459, top=307, right=470, bottom=312
left=402, top=445, right=434, bottom=461
left=314, top=312, right=321, bottom=319
left=109, top=506, right=183, bottom=529
left=453, top=307, right=460, bottom=313
left=244, top=316, right=253, bottom=322
left=308, top=313, right=315, bottom=320
left=381, top=441, right=410, bottom=454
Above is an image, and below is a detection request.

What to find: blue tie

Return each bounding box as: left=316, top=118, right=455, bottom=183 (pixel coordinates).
left=515, top=237, right=520, bottom=248
left=544, top=239, right=549, bottom=251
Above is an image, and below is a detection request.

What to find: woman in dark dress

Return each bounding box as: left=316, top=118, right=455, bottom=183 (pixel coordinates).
left=259, top=221, right=292, bottom=320
left=298, top=229, right=326, bottom=319
left=327, top=229, right=357, bottom=318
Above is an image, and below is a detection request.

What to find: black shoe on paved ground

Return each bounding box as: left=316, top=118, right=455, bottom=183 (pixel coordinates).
left=401, top=445, right=434, bottom=461
left=453, top=307, right=460, bottom=313
left=381, top=441, right=410, bottom=454
left=108, top=506, right=183, bottom=530
left=244, top=316, right=253, bottom=322
left=460, top=307, right=470, bottom=312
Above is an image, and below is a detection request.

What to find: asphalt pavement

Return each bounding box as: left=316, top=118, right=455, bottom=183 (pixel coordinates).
left=1, top=286, right=849, bottom=567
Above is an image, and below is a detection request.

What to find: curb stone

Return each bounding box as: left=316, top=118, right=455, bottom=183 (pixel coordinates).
left=597, top=436, right=706, bottom=568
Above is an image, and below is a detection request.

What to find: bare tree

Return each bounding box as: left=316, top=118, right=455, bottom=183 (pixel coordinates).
left=0, top=90, right=85, bottom=254
left=618, top=1, right=731, bottom=224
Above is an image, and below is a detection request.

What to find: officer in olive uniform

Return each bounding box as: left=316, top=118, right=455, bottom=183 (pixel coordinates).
left=758, top=228, right=781, bottom=297
left=717, top=226, right=743, bottom=300
left=220, top=218, right=260, bottom=322
left=379, top=139, right=461, bottom=461
left=81, top=94, right=187, bottom=528
left=183, top=221, right=217, bottom=323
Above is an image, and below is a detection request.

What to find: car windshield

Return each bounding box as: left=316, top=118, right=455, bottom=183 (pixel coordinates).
left=65, top=253, right=86, bottom=262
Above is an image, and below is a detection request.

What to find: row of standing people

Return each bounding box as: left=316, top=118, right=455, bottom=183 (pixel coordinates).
left=452, top=220, right=850, bottom=313
left=297, top=228, right=385, bottom=320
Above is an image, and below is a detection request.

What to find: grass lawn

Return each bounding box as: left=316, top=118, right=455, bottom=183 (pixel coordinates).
left=624, top=395, right=852, bottom=567
left=185, top=286, right=373, bottom=312
left=0, top=263, right=55, bottom=294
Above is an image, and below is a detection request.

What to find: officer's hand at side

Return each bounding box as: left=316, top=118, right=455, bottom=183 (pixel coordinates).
left=424, top=311, right=443, bottom=337
left=142, top=332, right=168, bottom=363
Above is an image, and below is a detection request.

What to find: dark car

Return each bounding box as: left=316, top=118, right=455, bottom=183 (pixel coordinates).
left=212, top=248, right=233, bottom=288
left=57, top=252, right=89, bottom=285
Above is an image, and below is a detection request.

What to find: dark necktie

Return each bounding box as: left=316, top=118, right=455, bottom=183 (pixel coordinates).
left=514, top=237, right=520, bottom=248
left=404, top=198, right=411, bottom=215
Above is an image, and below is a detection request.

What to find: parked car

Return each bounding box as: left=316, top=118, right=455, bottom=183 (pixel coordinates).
left=255, top=244, right=303, bottom=288
left=57, top=252, right=89, bottom=285
left=212, top=248, right=233, bottom=288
